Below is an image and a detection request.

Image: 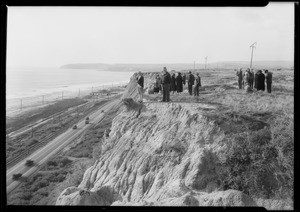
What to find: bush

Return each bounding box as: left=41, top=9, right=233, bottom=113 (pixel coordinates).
left=59, top=158, right=72, bottom=167
left=47, top=160, right=58, bottom=167
left=30, top=179, right=49, bottom=192
left=12, top=173, right=22, bottom=181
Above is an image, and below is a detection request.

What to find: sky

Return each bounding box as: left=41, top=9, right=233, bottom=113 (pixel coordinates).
left=6, top=3, right=295, bottom=68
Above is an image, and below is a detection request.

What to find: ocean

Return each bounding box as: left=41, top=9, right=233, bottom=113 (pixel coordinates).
left=6, top=67, right=134, bottom=110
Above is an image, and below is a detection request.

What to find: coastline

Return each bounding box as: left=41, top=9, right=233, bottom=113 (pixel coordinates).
left=6, top=82, right=128, bottom=118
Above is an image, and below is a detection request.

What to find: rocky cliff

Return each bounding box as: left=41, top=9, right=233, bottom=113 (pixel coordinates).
left=55, top=73, right=291, bottom=209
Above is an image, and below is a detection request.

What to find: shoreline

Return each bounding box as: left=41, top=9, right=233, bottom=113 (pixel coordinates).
left=6, top=83, right=128, bottom=118
left=6, top=80, right=129, bottom=101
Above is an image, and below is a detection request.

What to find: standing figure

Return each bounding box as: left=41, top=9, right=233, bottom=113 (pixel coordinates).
left=176, top=72, right=183, bottom=93
left=155, top=74, right=162, bottom=93
left=170, top=73, right=177, bottom=94
left=254, top=70, right=259, bottom=89
left=244, top=69, right=252, bottom=93
left=187, top=71, right=195, bottom=95
left=194, top=73, right=201, bottom=96
left=182, top=73, right=186, bottom=86
left=236, top=69, right=243, bottom=89
left=256, top=70, right=265, bottom=91
left=161, top=67, right=171, bottom=102
left=249, top=69, right=254, bottom=89
left=136, top=71, right=144, bottom=103
left=264, top=70, right=273, bottom=93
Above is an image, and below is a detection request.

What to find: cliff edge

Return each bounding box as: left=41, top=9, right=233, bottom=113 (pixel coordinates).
left=55, top=73, right=292, bottom=209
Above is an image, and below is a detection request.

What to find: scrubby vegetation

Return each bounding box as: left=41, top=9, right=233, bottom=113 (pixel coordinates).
left=217, top=117, right=293, bottom=200
left=8, top=156, right=72, bottom=205
left=7, top=108, right=118, bottom=205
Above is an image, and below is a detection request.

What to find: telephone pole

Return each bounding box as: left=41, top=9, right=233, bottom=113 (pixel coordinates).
left=205, top=56, right=208, bottom=70
left=250, top=42, right=257, bottom=69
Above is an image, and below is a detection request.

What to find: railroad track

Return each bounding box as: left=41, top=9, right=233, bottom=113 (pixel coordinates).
left=6, top=97, right=118, bottom=169
left=6, top=98, right=121, bottom=195
left=6, top=101, right=91, bottom=138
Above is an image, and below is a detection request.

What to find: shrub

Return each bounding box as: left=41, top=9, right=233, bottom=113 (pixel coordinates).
left=30, top=179, right=49, bottom=192
left=59, top=158, right=72, bottom=167
left=47, top=160, right=58, bottom=167
left=218, top=119, right=293, bottom=199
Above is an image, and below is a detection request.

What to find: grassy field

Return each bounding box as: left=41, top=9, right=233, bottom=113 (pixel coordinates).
left=144, top=68, right=294, bottom=201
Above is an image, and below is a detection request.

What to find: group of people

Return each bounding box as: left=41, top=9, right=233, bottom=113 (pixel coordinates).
left=136, top=66, right=274, bottom=103
left=236, top=68, right=273, bottom=93
left=153, top=67, right=202, bottom=102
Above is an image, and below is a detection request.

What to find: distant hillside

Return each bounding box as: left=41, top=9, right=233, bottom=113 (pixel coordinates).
left=60, top=61, right=293, bottom=72
left=60, top=63, right=110, bottom=69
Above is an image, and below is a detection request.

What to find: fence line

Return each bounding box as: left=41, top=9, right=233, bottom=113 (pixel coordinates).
left=6, top=81, right=128, bottom=115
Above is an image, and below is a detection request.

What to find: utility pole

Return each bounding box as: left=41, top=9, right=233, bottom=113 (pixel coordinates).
left=250, top=42, right=257, bottom=69
left=20, top=99, right=22, bottom=111
left=205, top=56, right=208, bottom=70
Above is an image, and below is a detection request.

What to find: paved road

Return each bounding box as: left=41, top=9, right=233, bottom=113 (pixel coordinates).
left=6, top=98, right=120, bottom=195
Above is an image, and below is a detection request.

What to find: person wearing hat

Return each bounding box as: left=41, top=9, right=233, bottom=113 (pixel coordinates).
left=187, top=71, right=195, bottom=95
left=161, top=67, right=171, bottom=102
left=264, top=69, right=272, bottom=93
left=136, top=71, right=144, bottom=103
left=194, top=73, right=201, bottom=96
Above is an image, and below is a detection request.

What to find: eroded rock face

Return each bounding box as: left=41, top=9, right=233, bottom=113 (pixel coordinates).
left=56, top=76, right=257, bottom=206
